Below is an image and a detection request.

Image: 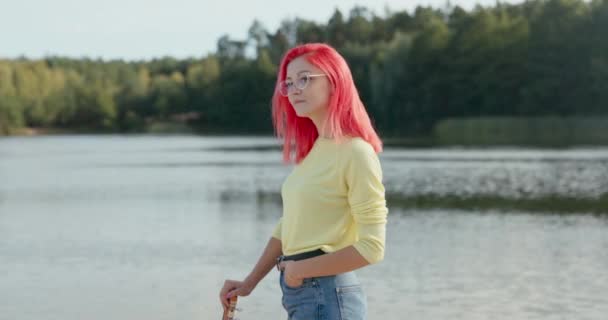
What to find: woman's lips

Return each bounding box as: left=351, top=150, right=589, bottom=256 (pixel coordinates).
left=293, top=100, right=306, bottom=104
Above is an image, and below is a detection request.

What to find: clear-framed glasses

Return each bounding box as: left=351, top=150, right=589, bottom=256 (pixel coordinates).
left=279, top=73, right=327, bottom=96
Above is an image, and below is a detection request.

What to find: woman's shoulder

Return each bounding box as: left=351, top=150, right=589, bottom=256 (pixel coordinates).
left=337, top=137, right=382, bottom=176
left=334, top=137, right=378, bottom=166
left=341, top=136, right=376, bottom=155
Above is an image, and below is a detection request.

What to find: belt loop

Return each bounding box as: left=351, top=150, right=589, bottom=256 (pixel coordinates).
left=276, top=255, right=284, bottom=271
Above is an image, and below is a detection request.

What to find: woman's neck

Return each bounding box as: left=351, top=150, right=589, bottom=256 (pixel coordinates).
left=309, top=112, right=333, bottom=139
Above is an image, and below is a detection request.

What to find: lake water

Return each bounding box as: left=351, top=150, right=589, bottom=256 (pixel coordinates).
left=1, top=135, right=607, bottom=320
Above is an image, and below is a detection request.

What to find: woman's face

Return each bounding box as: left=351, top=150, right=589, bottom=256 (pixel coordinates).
left=284, top=56, right=331, bottom=119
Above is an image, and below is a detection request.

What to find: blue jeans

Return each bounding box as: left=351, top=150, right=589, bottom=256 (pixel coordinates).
left=279, top=270, right=367, bottom=320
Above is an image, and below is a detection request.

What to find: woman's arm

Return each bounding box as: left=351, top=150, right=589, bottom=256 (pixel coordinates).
left=221, top=237, right=283, bottom=306
left=242, top=236, right=283, bottom=290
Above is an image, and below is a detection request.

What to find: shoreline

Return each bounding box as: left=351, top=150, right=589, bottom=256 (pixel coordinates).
left=3, top=126, right=608, bottom=149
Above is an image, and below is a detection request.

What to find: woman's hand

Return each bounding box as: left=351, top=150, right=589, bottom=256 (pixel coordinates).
left=278, top=260, right=304, bottom=288
left=219, top=279, right=254, bottom=310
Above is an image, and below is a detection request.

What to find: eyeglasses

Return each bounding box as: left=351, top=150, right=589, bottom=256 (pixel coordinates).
left=279, top=73, right=327, bottom=96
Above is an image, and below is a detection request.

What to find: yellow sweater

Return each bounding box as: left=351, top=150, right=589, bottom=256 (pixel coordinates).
left=272, top=136, right=388, bottom=264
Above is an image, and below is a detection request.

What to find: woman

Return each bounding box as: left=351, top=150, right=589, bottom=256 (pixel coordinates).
left=219, top=43, right=388, bottom=320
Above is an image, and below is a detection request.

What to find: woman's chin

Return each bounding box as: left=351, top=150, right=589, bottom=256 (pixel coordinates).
left=294, top=109, right=310, bottom=118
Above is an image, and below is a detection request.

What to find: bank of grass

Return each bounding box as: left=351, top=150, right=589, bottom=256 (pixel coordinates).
left=253, top=191, right=608, bottom=214
left=385, top=193, right=608, bottom=215
left=0, top=121, right=195, bottom=136
left=434, top=116, right=608, bottom=146
left=9, top=127, right=75, bottom=135
left=144, top=121, right=194, bottom=134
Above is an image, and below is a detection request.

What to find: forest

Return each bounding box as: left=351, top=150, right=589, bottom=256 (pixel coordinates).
left=1, top=0, right=606, bottom=143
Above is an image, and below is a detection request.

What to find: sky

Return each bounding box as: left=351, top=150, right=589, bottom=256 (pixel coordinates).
left=1, top=0, right=525, bottom=61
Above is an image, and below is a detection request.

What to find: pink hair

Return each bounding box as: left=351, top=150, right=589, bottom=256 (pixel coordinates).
left=271, top=43, right=383, bottom=164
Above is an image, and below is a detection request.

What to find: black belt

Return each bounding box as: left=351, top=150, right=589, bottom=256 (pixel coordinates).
left=276, top=249, right=326, bottom=271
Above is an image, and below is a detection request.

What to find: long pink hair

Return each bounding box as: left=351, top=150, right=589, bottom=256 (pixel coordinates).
left=271, top=43, right=383, bottom=164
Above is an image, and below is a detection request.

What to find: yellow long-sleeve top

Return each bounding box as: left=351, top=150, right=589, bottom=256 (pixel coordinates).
left=271, top=136, right=388, bottom=264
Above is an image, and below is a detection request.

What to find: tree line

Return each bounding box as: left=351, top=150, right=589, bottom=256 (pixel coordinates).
left=1, top=0, right=607, bottom=136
